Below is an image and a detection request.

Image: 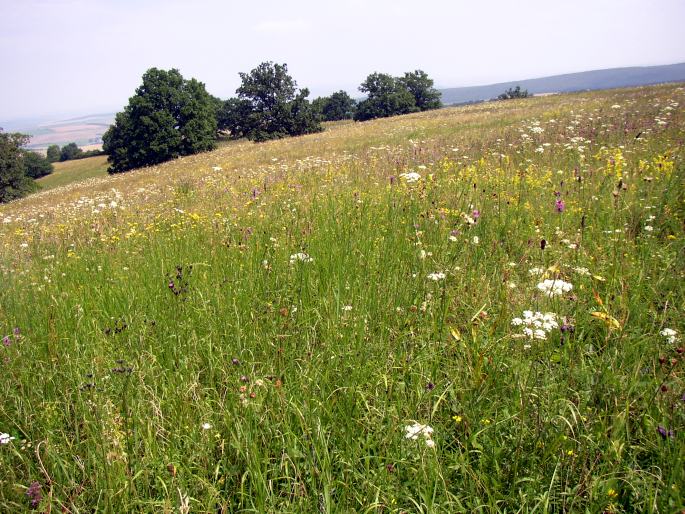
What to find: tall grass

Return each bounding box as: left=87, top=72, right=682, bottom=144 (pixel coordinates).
left=0, top=84, right=683, bottom=512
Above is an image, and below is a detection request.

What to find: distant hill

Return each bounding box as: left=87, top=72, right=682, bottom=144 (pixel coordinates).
left=438, top=63, right=685, bottom=105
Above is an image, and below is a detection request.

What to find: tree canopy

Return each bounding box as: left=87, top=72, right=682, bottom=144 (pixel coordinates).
left=218, top=62, right=322, bottom=142
left=498, top=85, right=529, bottom=100
left=354, top=70, right=441, bottom=121
left=103, top=68, right=217, bottom=173
left=315, top=91, right=356, bottom=121
left=59, top=142, right=83, bottom=161
left=46, top=144, right=61, bottom=162
left=0, top=131, right=37, bottom=203
left=22, top=150, right=53, bottom=179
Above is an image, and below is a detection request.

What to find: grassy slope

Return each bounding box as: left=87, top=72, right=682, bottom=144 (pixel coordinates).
left=0, top=85, right=684, bottom=513
left=37, top=155, right=109, bottom=191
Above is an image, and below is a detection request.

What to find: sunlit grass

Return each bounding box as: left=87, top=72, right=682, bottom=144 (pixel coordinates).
left=37, top=155, right=109, bottom=191
left=0, top=84, right=683, bottom=513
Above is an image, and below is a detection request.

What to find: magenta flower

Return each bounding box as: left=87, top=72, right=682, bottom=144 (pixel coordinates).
left=472, top=209, right=480, bottom=220
left=555, top=198, right=565, bottom=213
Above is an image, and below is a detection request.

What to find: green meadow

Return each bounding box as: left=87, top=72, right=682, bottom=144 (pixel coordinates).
left=0, top=84, right=683, bottom=512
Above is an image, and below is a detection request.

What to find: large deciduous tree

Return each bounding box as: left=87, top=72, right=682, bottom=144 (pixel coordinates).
left=399, top=70, right=442, bottom=111
left=22, top=150, right=53, bottom=179
left=353, top=72, right=418, bottom=121
left=103, top=68, right=217, bottom=173
left=0, top=131, right=36, bottom=203
left=219, top=62, right=321, bottom=142
left=315, top=90, right=356, bottom=121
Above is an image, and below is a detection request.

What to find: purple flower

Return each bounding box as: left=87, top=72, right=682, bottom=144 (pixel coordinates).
left=657, top=425, right=674, bottom=439
left=426, top=382, right=435, bottom=391
left=26, top=481, right=42, bottom=509
left=231, top=358, right=240, bottom=366
left=472, top=209, right=480, bottom=220
left=13, top=327, right=20, bottom=336
left=389, top=175, right=396, bottom=185
left=555, top=199, right=565, bottom=213
left=2, top=336, right=10, bottom=347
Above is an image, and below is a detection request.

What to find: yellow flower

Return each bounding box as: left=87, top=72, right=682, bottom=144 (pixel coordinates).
left=452, top=415, right=462, bottom=424
left=607, top=488, right=618, bottom=499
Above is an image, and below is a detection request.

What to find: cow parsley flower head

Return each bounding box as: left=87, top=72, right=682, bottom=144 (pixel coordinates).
left=404, top=422, right=435, bottom=448
left=289, top=253, right=313, bottom=264
left=537, top=279, right=573, bottom=297
left=400, top=172, right=421, bottom=183
left=660, top=328, right=678, bottom=344
left=512, top=311, right=559, bottom=341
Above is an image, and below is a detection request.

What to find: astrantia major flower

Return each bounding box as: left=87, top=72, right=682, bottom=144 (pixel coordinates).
left=537, top=279, right=573, bottom=297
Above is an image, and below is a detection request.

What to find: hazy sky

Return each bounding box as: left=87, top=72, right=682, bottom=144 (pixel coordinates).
left=1, top=0, right=684, bottom=121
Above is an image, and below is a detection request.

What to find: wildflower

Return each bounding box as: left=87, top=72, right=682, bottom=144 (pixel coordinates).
left=660, top=328, right=678, bottom=344
left=426, top=382, right=435, bottom=391
left=657, top=425, right=674, bottom=439
left=400, top=171, right=421, bottom=183
left=2, top=336, right=10, bottom=347
left=231, top=358, right=240, bottom=365
left=201, top=422, right=212, bottom=430
left=26, top=481, right=42, bottom=509
left=528, top=267, right=544, bottom=276
left=342, top=305, right=353, bottom=311
left=254, top=379, right=265, bottom=387
left=404, top=422, right=435, bottom=448
left=427, top=272, right=446, bottom=281
left=472, top=236, right=479, bottom=245
left=0, top=433, right=15, bottom=444
left=512, top=311, right=559, bottom=340
left=452, top=415, right=462, bottom=423
left=555, top=198, right=565, bottom=213
left=289, top=252, right=313, bottom=264
left=607, top=489, right=618, bottom=499
left=644, top=225, right=654, bottom=232
left=472, top=209, right=480, bottom=220
left=537, top=279, right=573, bottom=297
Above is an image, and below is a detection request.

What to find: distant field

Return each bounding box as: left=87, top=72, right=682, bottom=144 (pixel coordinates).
left=37, top=155, right=109, bottom=190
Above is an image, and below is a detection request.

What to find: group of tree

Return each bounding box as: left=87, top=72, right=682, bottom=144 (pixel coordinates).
left=0, top=130, right=54, bottom=203
left=216, top=62, right=322, bottom=142
left=498, top=85, right=529, bottom=100
left=100, top=64, right=442, bottom=174
left=353, top=70, right=442, bottom=121
left=46, top=142, right=104, bottom=163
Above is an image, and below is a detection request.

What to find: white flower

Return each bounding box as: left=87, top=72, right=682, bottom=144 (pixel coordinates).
left=660, top=328, right=678, bottom=344
left=212, top=166, right=223, bottom=171
left=644, top=225, right=654, bottom=232
left=513, top=311, right=559, bottom=341
left=404, top=422, right=435, bottom=447
left=427, top=272, right=446, bottom=281
left=573, top=267, right=590, bottom=276
left=342, top=305, right=353, bottom=311
left=449, top=235, right=458, bottom=242
left=0, top=433, right=15, bottom=444
left=472, top=236, right=479, bottom=245
left=201, top=422, right=212, bottom=430
left=289, top=253, right=313, bottom=264
left=254, top=379, right=265, bottom=387
left=400, top=172, right=421, bottom=183
left=528, top=267, right=544, bottom=276
left=611, top=104, right=621, bottom=109
left=511, top=317, right=524, bottom=326
left=537, top=279, right=573, bottom=297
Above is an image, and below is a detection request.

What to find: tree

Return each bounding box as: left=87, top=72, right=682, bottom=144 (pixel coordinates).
left=354, top=72, right=418, bottom=122
left=399, top=70, right=442, bottom=111
left=59, top=142, right=83, bottom=161
left=22, top=150, right=53, bottom=179
left=498, top=85, right=529, bottom=100
left=232, top=62, right=322, bottom=141
left=46, top=144, right=61, bottom=162
left=0, top=131, right=36, bottom=203
left=217, top=97, right=256, bottom=139
left=102, top=68, right=217, bottom=173
left=316, top=90, right=356, bottom=121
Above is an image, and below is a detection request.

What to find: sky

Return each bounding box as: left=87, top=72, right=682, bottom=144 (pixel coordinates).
left=1, top=0, right=684, bottom=121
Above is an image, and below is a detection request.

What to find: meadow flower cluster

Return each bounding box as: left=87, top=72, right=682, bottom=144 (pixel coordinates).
left=511, top=311, right=559, bottom=341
